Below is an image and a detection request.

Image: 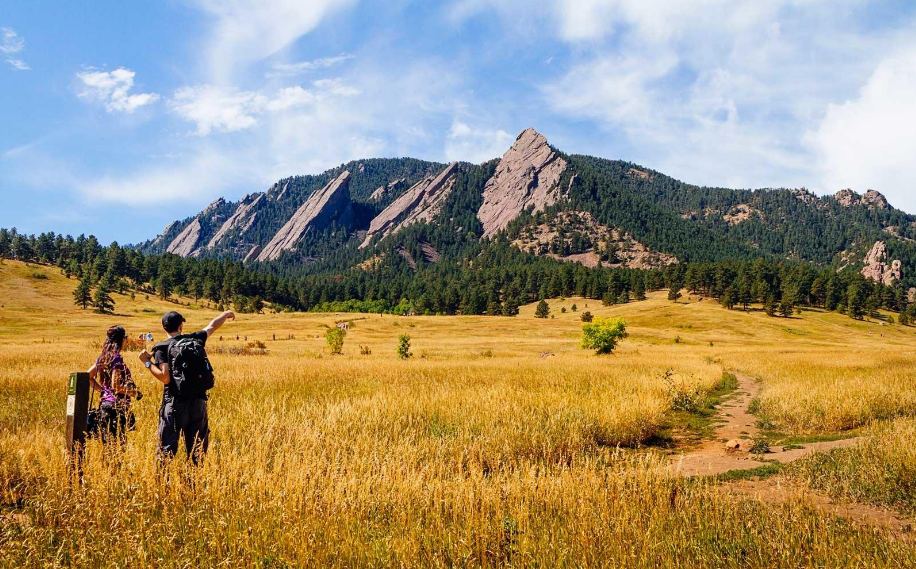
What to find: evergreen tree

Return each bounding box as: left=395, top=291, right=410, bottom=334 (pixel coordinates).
left=764, top=295, right=776, bottom=316
left=92, top=272, right=116, bottom=314
left=633, top=277, right=647, bottom=301
left=847, top=283, right=865, bottom=320
left=158, top=272, right=173, bottom=300
left=720, top=286, right=738, bottom=310
left=778, top=295, right=795, bottom=318
left=73, top=276, right=92, bottom=310
left=667, top=286, right=682, bottom=302
left=534, top=300, right=550, bottom=318
left=0, top=228, right=10, bottom=261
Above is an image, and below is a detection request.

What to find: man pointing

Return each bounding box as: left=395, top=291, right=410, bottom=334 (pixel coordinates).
left=139, top=310, right=234, bottom=464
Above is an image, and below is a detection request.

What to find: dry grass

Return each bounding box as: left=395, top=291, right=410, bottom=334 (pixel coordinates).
left=1, top=261, right=916, bottom=567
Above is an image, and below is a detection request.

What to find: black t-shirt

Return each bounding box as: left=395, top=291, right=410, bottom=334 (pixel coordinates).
left=152, top=330, right=209, bottom=399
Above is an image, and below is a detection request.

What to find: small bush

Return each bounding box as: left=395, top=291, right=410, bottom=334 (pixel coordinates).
left=580, top=311, right=593, bottom=323
left=480, top=349, right=493, bottom=358
left=749, top=439, right=771, bottom=455
left=397, top=334, right=412, bottom=359
left=571, top=304, right=577, bottom=312
left=663, top=369, right=703, bottom=412
left=580, top=317, right=627, bottom=355
left=30, top=271, right=48, bottom=280
left=561, top=307, right=567, bottom=313
left=325, top=327, right=346, bottom=355
left=674, top=335, right=682, bottom=344
left=359, top=345, right=372, bottom=356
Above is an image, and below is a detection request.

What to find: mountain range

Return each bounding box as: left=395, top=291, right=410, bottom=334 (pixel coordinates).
left=140, top=128, right=916, bottom=289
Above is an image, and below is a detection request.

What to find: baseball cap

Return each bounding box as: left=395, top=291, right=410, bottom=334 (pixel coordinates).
left=162, top=311, right=186, bottom=333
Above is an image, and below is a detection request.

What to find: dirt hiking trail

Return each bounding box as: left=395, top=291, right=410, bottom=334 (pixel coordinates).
left=668, top=372, right=915, bottom=534
left=669, top=372, right=859, bottom=477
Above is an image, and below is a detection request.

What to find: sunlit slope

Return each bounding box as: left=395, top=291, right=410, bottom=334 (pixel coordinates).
left=1, top=259, right=914, bottom=433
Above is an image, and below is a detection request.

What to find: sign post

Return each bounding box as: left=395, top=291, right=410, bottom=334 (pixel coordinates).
left=65, top=372, right=90, bottom=453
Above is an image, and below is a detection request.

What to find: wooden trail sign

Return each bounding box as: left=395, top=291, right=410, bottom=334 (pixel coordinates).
left=65, top=372, right=90, bottom=453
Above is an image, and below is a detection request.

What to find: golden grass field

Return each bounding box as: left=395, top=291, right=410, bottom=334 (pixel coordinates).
left=1, top=259, right=915, bottom=567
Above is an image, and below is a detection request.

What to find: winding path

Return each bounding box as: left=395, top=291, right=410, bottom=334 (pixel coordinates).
left=669, top=372, right=860, bottom=477
left=667, top=372, right=916, bottom=534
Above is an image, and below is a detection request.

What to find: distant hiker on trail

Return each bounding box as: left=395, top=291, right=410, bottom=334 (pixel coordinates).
left=87, top=325, right=142, bottom=444
left=138, top=310, right=235, bottom=464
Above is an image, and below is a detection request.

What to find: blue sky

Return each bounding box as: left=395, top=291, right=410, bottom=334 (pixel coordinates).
left=2, top=0, right=916, bottom=244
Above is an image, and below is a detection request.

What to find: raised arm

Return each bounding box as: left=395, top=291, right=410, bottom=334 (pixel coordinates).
left=204, top=310, right=235, bottom=337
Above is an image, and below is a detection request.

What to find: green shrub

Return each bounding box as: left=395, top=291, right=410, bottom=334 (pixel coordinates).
left=325, top=327, right=346, bottom=355
left=580, top=317, right=627, bottom=355
left=397, top=334, right=412, bottom=359
left=580, top=311, right=593, bottom=323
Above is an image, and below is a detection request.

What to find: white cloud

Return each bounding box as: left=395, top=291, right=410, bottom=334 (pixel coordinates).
left=190, top=0, right=359, bottom=83
left=76, top=68, right=160, bottom=113
left=169, top=79, right=359, bottom=135
left=267, top=53, right=355, bottom=78
left=445, top=120, right=513, bottom=163
left=805, top=46, right=916, bottom=213
left=79, top=149, right=254, bottom=205
left=526, top=0, right=911, bottom=193
left=76, top=58, right=465, bottom=211
left=170, top=85, right=268, bottom=135
left=1, top=27, right=30, bottom=71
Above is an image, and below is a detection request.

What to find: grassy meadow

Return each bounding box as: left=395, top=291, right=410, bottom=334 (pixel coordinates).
left=1, top=259, right=916, bottom=567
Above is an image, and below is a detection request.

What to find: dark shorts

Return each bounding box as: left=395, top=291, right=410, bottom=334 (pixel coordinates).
left=158, top=396, right=209, bottom=463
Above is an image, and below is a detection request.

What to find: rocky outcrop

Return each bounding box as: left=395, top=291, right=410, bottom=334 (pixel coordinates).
left=370, top=178, right=406, bottom=202
left=835, top=189, right=890, bottom=209
left=256, top=171, right=353, bottom=262
left=360, top=163, right=458, bottom=248
left=627, top=167, right=653, bottom=181
left=862, top=190, right=889, bottom=209
left=723, top=204, right=761, bottom=226
left=478, top=128, right=567, bottom=238
left=150, top=221, right=179, bottom=248
left=207, top=193, right=264, bottom=249
left=166, top=218, right=202, bottom=257
left=909, top=287, right=916, bottom=304
left=861, top=241, right=902, bottom=285
left=790, top=188, right=818, bottom=205
left=512, top=211, right=677, bottom=269
left=835, top=189, right=859, bottom=207
left=243, top=245, right=262, bottom=264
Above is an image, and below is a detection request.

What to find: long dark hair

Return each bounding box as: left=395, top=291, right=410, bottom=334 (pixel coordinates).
left=98, top=325, right=126, bottom=370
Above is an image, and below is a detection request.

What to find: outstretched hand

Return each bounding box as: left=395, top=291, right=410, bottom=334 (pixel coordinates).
left=224, top=310, right=236, bottom=321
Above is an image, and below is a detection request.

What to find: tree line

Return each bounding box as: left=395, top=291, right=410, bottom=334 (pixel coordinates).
left=1, top=227, right=912, bottom=322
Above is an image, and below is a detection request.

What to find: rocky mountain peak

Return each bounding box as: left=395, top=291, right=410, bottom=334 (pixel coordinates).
left=256, top=171, right=353, bottom=262
left=862, top=189, right=889, bottom=209
left=202, top=198, right=226, bottom=216
left=478, top=128, right=567, bottom=238
left=835, top=188, right=890, bottom=209
left=361, top=163, right=458, bottom=248
left=835, top=189, right=860, bottom=207
left=166, top=218, right=203, bottom=257
left=207, top=192, right=264, bottom=249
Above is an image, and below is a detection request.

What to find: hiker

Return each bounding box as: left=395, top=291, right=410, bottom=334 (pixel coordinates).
left=138, top=310, right=234, bottom=464
left=86, top=325, right=142, bottom=444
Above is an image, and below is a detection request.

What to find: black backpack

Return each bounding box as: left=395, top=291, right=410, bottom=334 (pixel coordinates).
left=167, top=335, right=215, bottom=398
